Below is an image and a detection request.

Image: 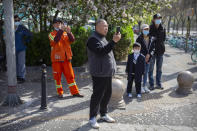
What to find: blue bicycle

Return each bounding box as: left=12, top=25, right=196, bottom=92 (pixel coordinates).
left=191, top=39, right=197, bottom=63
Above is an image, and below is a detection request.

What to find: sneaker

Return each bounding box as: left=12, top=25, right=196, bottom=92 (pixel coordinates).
left=144, top=86, right=150, bottom=93
left=100, top=114, right=115, bottom=123
left=17, top=78, right=25, bottom=84
left=89, top=117, right=100, bottom=129
left=156, top=85, right=164, bottom=90
left=137, top=94, right=142, bottom=98
left=141, top=87, right=145, bottom=94
left=128, top=93, right=132, bottom=98
left=58, top=94, right=63, bottom=98
left=149, top=86, right=154, bottom=90
left=73, top=93, right=84, bottom=97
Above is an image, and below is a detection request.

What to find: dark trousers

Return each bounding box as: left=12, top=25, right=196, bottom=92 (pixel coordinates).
left=127, top=74, right=142, bottom=94
left=89, top=76, right=112, bottom=119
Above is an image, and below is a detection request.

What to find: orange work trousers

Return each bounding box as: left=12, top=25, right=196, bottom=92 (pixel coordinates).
left=52, top=60, right=79, bottom=95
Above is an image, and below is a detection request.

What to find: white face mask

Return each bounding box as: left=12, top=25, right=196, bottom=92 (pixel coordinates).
left=15, top=22, right=20, bottom=26
left=133, top=49, right=140, bottom=54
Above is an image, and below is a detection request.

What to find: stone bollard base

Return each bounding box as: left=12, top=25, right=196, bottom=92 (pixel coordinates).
left=109, top=98, right=126, bottom=109
left=109, top=79, right=126, bottom=110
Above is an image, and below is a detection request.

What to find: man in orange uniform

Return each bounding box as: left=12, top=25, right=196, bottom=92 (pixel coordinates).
left=49, top=18, right=83, bottom=98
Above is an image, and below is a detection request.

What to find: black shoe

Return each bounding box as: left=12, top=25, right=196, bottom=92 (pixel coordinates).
left=156, top=85, right=164, bottom=90
left=58, top=94, right=63, bottom=98
left=73, top=93, right=84, bottom=97
left=17, top=78, right=25, bottom=84
left=149, top=86, right=154, bottom=90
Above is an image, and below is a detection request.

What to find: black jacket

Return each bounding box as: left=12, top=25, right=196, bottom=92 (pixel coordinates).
left=87, top=32, right=116, bottom=77
left=136, top=34, right=155, bottom=62
left=149, top=23, right=166, bottom=56
left=126, top=53, right=145, bottom=81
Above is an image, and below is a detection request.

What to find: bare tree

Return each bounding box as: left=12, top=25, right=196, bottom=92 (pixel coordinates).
left=179, top=12, right=186, bottom=35
left=167, top=16, right=172, bottom=33
left=2, top=0, right=22, bottom=106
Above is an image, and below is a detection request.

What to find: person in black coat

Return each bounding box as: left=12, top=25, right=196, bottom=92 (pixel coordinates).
left=136, top=24, right=155, bottom=93
left=126, top=42, right=145, bottom=98
left=87, top=19, right=121, bottom=129
left=148, top=13, right=166, bottom=90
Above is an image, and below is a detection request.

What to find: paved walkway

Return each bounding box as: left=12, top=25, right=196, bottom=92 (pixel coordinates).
left=0, top=45, right=197, bottom=131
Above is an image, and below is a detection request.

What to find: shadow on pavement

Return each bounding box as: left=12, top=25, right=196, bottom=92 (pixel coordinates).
left=162, top=66, right=197, bottom=83
left=0, top=67, right=92, bottom=131
left=116, top=61, right=127, bottom=65
left=0, top=65, right=91, bottom=103
left=187, top=62, right=197, bottom=65
left=168, top=88, right=191, bottom=98
left=75, top=122, right=92, bottom=131
left=192, top=82, right=197, bottom=91
left=0, top=98, right=90, bottom=131
left=140, top=87, right=174, bottom=102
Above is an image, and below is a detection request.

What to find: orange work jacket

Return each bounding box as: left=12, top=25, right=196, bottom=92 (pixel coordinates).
left=49, top=30, right=73, bottom=62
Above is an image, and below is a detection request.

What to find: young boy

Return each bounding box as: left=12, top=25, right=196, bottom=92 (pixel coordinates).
left=126, top=42, right=145, bottom=98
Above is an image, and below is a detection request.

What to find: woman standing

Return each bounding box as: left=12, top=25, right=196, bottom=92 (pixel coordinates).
left=136, top=24, right=155, bottom=93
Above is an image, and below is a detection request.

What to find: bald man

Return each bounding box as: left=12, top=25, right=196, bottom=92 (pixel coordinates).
left=87, top=19, right=121, bottom=128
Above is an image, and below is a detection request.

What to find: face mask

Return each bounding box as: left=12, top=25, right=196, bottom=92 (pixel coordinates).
left=54, top=27, right=59, bottom=31
left=15, top=22, right=20, bottom=26
left=133, top=49, right=140, bottom=54
left=155, top=19, right=161, bottom=25
left=142, top=30, right=149, bottom=35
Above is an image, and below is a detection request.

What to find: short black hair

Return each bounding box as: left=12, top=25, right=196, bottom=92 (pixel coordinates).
left=153, top=13, right=162, bottom=19
left=14, top=15, right=20, bottom=20
left=53, top=18, right=63, bottom=24
left=133, top=42, right=141, bottom=48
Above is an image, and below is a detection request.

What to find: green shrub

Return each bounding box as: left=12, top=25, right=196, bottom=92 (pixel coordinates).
left=71, top=27, right=91, bottom=67
left=26, top=32, right=51, bottom=66
left=106, top=25, right=134, bottom=61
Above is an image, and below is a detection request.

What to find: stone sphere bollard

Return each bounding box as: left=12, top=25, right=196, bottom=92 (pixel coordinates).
left=176, top=71, right=194, bottom=95
left=109, top=79, right=126, bottom=109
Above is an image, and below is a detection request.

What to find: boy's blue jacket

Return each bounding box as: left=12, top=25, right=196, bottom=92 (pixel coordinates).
left=15, top=25, right=32, bottom=52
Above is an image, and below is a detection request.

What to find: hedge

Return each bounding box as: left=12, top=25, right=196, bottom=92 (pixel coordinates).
left=26, top=25, right=134, bottom=66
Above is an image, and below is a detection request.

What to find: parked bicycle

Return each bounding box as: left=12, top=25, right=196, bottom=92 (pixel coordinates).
left=191, top=39, right=197, bottom=63
left=166, top=34, right=196, bottom=52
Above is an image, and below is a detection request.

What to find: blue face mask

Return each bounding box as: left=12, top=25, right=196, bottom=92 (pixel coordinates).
left=155, top=19, right=161, bottom=25
left=15, top=22, right=20, bottom=26
left=142, top=30, right=149, bottom=35
left=54, top=27, right=59, bottom=31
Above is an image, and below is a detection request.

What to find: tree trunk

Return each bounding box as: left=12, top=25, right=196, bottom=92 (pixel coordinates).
left=173, top=17, right=176, bottom=34
left=0, top=20, right=6, bottom=71
left=39, top=6, right=43, bottom=32
left=176, top=19, right=180, bottom=34
left=138, top=21, right=142, bottom=35
left=2, top=0, right=22, bottom=106
left=43, top=9, right=47, bottom=32
left=195, top=8, right=197, bottom=32
left=167, top=16, right=172, bottom=33
left=181, top=19, right=185, bottom=35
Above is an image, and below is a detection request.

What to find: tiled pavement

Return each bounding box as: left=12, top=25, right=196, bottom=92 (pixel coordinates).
left=0, top=45, right=197, bottom=131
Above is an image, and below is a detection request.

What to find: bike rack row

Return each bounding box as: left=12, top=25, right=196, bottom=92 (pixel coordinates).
left=166, top=34, right=197, bottom=63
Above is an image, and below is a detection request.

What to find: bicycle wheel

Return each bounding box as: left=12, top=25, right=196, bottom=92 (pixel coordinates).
left=191, top=50, right=197, bottom=63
